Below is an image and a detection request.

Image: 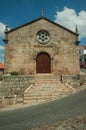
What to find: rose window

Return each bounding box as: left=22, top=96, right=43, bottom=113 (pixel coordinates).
left=37, top=30, right=50, bottom=44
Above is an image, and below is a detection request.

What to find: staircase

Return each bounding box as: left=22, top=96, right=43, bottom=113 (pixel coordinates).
left=24, top=74, right=74, bottom=105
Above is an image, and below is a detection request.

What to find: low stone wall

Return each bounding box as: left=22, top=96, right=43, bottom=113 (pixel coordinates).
left=0, top=75, right=35, bottom=107
left=80, top=75, right=86, bottom=85
left=0, top=75, right=34, bottom=98
left=0, top=96, right=17, bottom=108
left=61, top=74, right=86, bottom=88
left=0, top=71, right=4, bottom=81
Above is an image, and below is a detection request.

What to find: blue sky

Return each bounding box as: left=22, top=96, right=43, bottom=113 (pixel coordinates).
left=0, top=0, right=86, bottom=63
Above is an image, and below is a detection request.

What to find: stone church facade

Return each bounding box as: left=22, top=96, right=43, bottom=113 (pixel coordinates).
left=4, top=17, right=80, bottom=75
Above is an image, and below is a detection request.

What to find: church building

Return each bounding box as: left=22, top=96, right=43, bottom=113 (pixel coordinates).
left=4, top=16, right=80, bottom=75
left=1, top=16, right=81, bottom=105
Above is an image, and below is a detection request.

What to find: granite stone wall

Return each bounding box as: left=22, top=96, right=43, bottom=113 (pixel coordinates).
left=4, top=18, right=80, bottom=75
left=0, top=75, right=34, bottom=97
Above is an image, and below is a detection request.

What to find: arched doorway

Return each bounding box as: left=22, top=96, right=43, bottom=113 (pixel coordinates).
left=36, top=52, right=51, bottom=73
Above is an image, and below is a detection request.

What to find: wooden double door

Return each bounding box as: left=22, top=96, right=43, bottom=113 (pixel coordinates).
left=36, top=52, right=51, bottom=73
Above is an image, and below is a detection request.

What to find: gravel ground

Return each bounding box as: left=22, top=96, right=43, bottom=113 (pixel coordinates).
left=31, top=114, right=86, bottom=130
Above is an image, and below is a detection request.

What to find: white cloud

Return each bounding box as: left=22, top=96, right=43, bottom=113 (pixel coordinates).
left=0, top=22, right=5, bottom=37
left=0, top=45, right=4, bottom=63
left=55, top=7, right=86, bottom=39
left=0, top=53, right=4, bottom=63
left=0, top=45, right=4, bottom=51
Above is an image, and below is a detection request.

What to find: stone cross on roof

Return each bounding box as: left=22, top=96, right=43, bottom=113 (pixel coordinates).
left=41, top=10, right=44, bottom=17
left=75, top=25, right=79, bottom=34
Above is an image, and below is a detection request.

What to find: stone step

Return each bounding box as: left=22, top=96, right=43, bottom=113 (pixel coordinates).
left=24, top=92, right=70, bottom=98
left=24, top=86, right=71, bottom=94
left=35, top=80, right=60, bottom=83
left=26, top=96, right=58, bottom=100
left=33, top=79, right=61, bottom=82
left=34, top=73, right=60, bottom=77
left=33, top=86, right=61, bottom=89
left=34, top=84, right=63, bottom=87
left=23, top=93, right=69, bottom=104
left=24, top=99, right=46, bottom=105
left=25, top=88, right=70, bottom=93
left=23, top=75, right=73, bottom=104
left=27, top=83, right=67, bottom=91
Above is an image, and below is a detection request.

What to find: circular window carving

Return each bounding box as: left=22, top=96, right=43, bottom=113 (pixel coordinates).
left=37, top=30, right=50, bottom=44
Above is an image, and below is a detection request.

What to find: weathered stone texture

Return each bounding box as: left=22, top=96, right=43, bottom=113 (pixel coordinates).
left=4, top=17, right=80, bottom=75
left=0, top=75, right=34, bottom=97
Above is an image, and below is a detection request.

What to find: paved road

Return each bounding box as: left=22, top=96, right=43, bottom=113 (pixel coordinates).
left=0, top=89, right=86, bottom=130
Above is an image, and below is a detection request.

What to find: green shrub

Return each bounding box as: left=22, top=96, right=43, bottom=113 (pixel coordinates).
left=10, top=71, right=19, bottom=75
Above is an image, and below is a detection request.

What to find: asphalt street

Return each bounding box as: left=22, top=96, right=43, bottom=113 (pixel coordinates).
left=0, top=89, right=86, bottom=130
